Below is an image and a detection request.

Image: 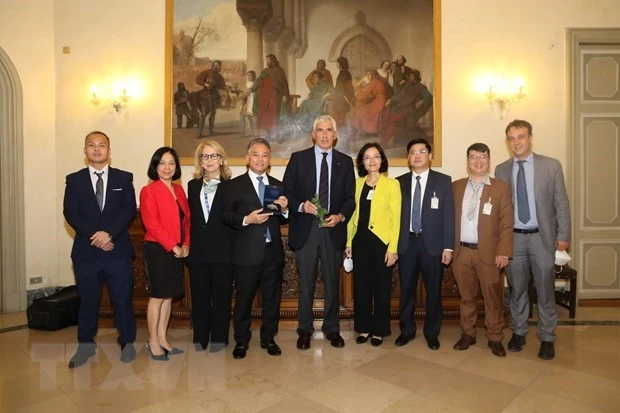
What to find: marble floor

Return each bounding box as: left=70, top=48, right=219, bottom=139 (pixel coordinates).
left=1, top=306, right=619, bottom=413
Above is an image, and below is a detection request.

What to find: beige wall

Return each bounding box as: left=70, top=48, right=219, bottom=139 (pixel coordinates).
left=1, top=0, right=620, bottom=289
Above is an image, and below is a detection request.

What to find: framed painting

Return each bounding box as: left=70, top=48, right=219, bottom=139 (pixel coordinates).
left=165, top=0, right=441, bottom=166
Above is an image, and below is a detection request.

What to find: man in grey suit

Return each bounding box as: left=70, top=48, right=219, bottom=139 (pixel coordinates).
left=495, top=119, right=571, bottom=360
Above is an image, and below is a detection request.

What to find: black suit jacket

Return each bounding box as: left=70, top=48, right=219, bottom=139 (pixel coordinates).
left=220, top=172, right=287, bottom=266
left=397, top=169, right=455, bottom=255
left=63, top=167, right=136, bottom=261
left=187, top=178, right=234, bottom=265
left=283, top=147, right=355, bottom=250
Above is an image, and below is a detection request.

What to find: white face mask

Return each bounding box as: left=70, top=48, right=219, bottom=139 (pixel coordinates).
left=555, top=250, right=571, bottom=266
left=343, top=256, right=353, bottom=273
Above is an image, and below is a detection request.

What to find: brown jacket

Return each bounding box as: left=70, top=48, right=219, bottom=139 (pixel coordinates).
left=452, top=177, right=514, bottom=265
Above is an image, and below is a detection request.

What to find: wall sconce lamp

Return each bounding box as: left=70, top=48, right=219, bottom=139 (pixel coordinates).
left=90, top=84, right=132, bottom=113
left=484, top=80, right=526, bottom=120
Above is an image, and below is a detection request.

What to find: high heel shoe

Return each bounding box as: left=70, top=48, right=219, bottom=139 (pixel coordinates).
left=356, top=333, right=370, bottom=344
left=145, top=342, right=168, bottom=361
left=161, top=345, right=184, bottom=356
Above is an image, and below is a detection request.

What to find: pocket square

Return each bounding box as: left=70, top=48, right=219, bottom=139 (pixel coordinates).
left=112, top=188, right=123, bottom=191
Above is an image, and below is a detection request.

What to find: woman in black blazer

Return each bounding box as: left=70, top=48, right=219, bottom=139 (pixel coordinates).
left=187, top=139, right=235, bottom=352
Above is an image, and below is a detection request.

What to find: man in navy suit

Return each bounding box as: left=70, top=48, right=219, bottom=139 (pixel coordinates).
left=220, top=138, right=289, bottom=359
left=63, top=131, right=137, bottom=368
left=396, top=138, right=454, bottom=350
left=283, top=115, right=355, bottom=350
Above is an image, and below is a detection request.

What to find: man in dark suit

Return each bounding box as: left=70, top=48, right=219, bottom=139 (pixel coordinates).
left=396, top=138, right=454, bottom=350
left=283, top=115, right=355, bottom=350
left=495, top=119, right=571, bottom=360
left=452, top=143, right=513, bottom=357
left=220, top=138, right=289, bottom=359
left=63, top=131, right=137, bottom=368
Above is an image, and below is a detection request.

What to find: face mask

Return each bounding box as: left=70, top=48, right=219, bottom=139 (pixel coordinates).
left=555, top=250, right=571, bottom=266
left=343, top=256, right=353, bottom=273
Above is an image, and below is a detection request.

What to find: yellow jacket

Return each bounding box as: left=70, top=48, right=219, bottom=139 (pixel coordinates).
left=346, top=174, right=401, bottom=253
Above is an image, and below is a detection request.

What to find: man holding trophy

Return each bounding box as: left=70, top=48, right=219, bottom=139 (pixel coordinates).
left=283, top=115, right=356, bottom=350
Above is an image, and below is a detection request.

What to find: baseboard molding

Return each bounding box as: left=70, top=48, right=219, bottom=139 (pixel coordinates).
left=578, top=299, right=620, bottom=307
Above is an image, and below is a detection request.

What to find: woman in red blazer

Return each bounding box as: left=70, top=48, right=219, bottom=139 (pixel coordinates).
left=140, top=146, right=190, bottom=360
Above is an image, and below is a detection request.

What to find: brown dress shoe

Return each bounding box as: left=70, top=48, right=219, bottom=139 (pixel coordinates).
left=488, top=341, right=507, bottom=357
left=453, top=334, right=476, bottom=350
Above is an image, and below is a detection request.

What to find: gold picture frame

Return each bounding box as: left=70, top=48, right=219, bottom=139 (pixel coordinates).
left=165, top=0, right=441, bottom=167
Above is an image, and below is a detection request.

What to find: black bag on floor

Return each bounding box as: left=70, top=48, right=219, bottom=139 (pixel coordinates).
left=27, top=286, right=80, bottom=330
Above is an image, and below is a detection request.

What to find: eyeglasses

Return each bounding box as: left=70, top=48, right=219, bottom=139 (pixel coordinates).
left=363, top=155, right=382, bottom=161
left=468, top=155, right=489, bottom=161
left=409, top=149, right=428, bottom=155
left=201, top=153, right=221, bottom=160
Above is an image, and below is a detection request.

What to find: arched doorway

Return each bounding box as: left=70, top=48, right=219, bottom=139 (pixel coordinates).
left=0, top=47, right=26, bottom=312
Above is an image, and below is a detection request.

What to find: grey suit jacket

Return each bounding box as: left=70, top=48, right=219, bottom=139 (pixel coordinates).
left=495, top=153, right=571, bottom=253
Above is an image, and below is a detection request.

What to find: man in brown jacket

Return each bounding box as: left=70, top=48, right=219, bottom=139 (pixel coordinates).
left=451, top=142, right=513, bottom=357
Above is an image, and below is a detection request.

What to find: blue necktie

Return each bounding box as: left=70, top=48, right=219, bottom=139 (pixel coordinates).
left=257, top=176, right=272, bottom=242
left=516, top=161, right=530, bottom=224
left=411, top=176, right=422, bottom=233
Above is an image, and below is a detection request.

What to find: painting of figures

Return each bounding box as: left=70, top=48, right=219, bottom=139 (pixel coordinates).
left=167, top=0, right=440, bottom=165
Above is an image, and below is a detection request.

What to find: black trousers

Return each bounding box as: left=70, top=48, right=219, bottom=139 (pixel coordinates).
left=189, top=262, right=233, bottom=346
left=232, top=243, right=283, bottom=345
left=352, top=229, right=393, bottom=336
left=398, top=235, right=443, bottom=339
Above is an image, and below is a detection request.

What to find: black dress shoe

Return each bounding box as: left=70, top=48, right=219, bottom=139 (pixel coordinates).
left=370, top=336, right=383, bottom=347
left=488, top=341, right=507, bottom=357
left=297, top=332, right=312, bottom=350
left=325, top=332, right=345, bottom=348
left=68, top=344, right=96, bottom=369
left=356, top=334, right=370, bottom=344
left=120, top=343, right=136, bottom=363
left=194, top=342, right=207, bottom=352
left=538, top=341, right=555, bottom=360
left=209, top=342, right=227, bottom=353
left=395, top=333, right=415, bottom=347
left=261, top=340, right=282, bottom=356
left=453, top=334, right=476, bottom=350
left=507, top=334, right=526, bottom=352
left=232, top=343, right=248, bottom=359
left=426, top=337, right=440, bottom=350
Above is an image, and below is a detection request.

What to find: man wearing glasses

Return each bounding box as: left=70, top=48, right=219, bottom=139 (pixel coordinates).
left=395, top=138, right=454, bottom=350
left=451, top=143, right=513, bottom=357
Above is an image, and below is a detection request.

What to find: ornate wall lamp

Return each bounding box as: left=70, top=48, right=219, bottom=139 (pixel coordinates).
left=483, top=77, right=526, bottom=119
left=90, top=80, right=137, bottom=113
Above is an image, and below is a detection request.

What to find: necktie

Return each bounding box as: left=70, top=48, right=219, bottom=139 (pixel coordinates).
left=257, top=176, right=272, bottom=242
left=466, top=181, right=482, bottom=221
left=95, top=171, right=104, bottom=211
left=516, top=160, right=530, bottom=224
left=319, top=152, right=329, bottom=210
left=411, top=175, right=422, bottom=233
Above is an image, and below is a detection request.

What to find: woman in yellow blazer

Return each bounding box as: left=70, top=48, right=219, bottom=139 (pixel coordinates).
left=345, top=143, right=401, bottom=346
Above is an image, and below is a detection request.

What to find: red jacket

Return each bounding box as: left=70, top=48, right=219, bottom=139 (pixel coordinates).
left=140, top=180, right=190, bottom=252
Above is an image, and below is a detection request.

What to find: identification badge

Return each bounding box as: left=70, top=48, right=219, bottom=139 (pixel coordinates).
left=482, top=198, right=492, bottom=215
left=431, top=192, right=439, bottom=209
left=366, top=189, right=374, bottom=200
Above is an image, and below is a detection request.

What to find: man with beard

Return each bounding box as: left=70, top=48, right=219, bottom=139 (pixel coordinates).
left=196, top=60, right=227, bottom=137
left=253, top=54, right=291, bottom=138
